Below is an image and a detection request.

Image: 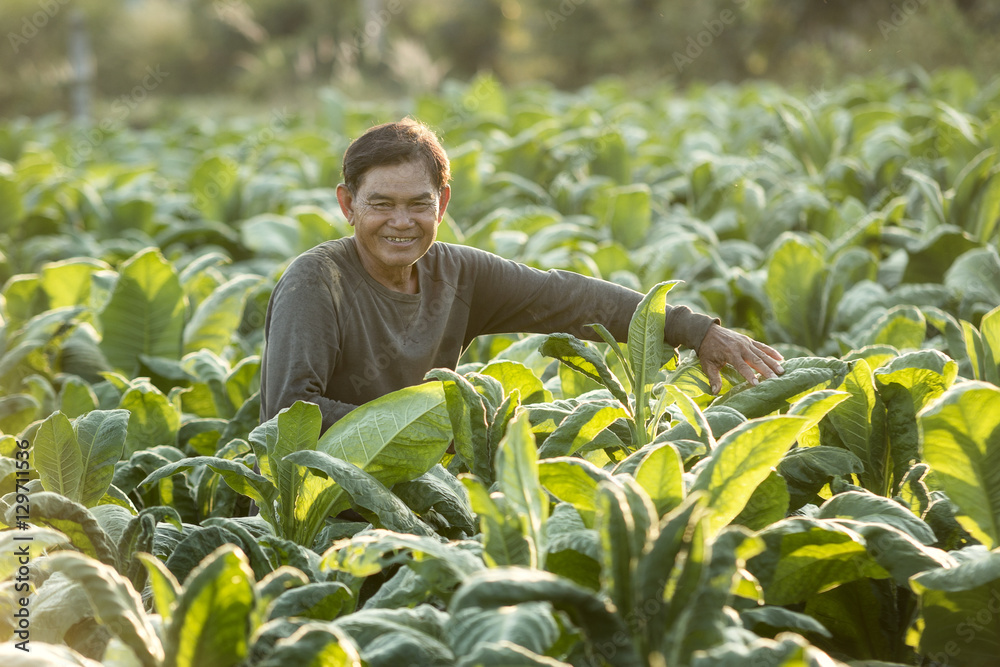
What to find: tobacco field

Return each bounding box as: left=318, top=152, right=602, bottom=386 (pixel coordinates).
left=1, top=68, right=1000, bottom=666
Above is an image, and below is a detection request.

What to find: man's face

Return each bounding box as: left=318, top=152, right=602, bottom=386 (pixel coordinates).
left=336, top=160, right=450, bottom=292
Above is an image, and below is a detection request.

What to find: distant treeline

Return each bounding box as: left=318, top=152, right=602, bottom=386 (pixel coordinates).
left=2, top=0, right=999, bottom=117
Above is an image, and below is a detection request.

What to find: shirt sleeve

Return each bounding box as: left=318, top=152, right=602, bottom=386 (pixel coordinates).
left=259, top=257, right=359, bottom=433
left=462, top=248, right=719, bottom=350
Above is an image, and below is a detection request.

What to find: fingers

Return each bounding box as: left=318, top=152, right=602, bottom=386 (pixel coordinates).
left=747, top=344, right=784, bottom=379
left=732, top=357, right=759, bottom=387
left=704, top=362, right=723, bottom=395
left=697, top=326, right=784, bottom=395
left=754, top=339, right=783, bottom=361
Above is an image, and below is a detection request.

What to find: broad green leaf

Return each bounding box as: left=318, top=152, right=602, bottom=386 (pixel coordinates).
left=749, top=517, right=889, bottom=605
left=59, top=377, right=99, bottom=418
left=73, top=409, right=129, bottom=507
left=692, top=415, right=807, bottom=536
left=558, top=358, right=605, bottom=398
left=138, top=456, right=278, bottom=527
left=191, top=155, right=239, bottom=222
left=732, top=469, right=790, bottom=531
left=249, top=400, right=331, bottom=543
left=200, top=517, right=274, bottom=582
left=425, top=368, right=491, bottom=481
left=981, top=304, right=1000, bottom=384
left=690, top=633, right=842, bottom=666
left=766, top=234, right=827, bottom=349
left=903, top=167, right=947, bottom=227
left=328, top=606, right=453, bottom=666
left=0, top=274, right=43, bottom=326
left=825, top=359, right=889, bottom=495
left=588, top=322, right=635, bottom=388
left=457, top=641, right=570, bottom=667
left=652, top=404, right=747, bottom=445
left=450, top=568, right=643, bottom=667
left=461, top=475, right=531, bottom=567
left=446, top=602, right=560, bottom=658
left=536, top=399, right=627, bottom=459
left=267, top=582, right=354, bottom=622
left=285, top=450, right=434, bottom=536
left=945, top=247, right=1000, bottom=322
left=868, top=305, right=926, bottom=350
left=393, top=465, right=476, bottom=537
left=801, top=579, right=898, bottom=663
left=595, top=481, right=638, bottom=621
left=46, top=551, right=163, bottom=667
left=544, top=503, right=601, bottom=590
left=99, top=248, right=185, bottom=374
left=539, top=333, right=629, bottom=405
left=10, top=491, right=117, bottom=566
left=716, top=356, right=849, bottom=419
left=538, top=457, right=615, bottom=528
left=479, top=360, right=550, bottom=404
left=673, top=526, right=766, bottom=662
left=33, top=411, right=81, bottom=501
left=183, top=275, right=263, bottom=356
left=0, top=527, right=68, bottom=580
left=919, top=381, right=1000, bottom=548
left=661, top=383, right=714, bottom=448
left=165, top=544, right=256, bottom=667
left=632, top=493, right=707, bottom=656
left=256, top=623, right=363, bottom=667
left=0, top=163, right=23, bottom=234
left=320, top=529, right=484, bottom=586
left=120, top=380, right=181, bottom=456
left=317, top=382, right=452, bottom=489
left=634, top=443, right=685, bottom=518
left=40, top=258, right=108, bottom=310
left=17, top=571, right=93, bottom=650
left=970, top=169, right=1000, bottom=244
left=817, top=490, right=936, bottom=545
left=497, top=411, right=548, bottom=568
left=834, top=520, right=955, bottom=586
left=629, top=281, right=679, bottom=449
left=910, top=550, right=1000, bottom=666
left=778, top=446, right=865, bottom=511
left=739, top=606, right=831, bottom=639
left=873, top=350, right=958, bottom=494
left=788, top=389, right=851, bottom=431
left=0, top=394, right=40, bottom=436
left=628, top=280, right=678, bottom=394
left=601, top=184, right=651, bottom=248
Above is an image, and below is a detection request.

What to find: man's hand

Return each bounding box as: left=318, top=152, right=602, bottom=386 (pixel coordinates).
left=697, top=323, right=784, bottom=394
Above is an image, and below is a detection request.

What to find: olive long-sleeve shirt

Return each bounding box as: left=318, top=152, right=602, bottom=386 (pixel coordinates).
left=259, top=237, right=718, bottom=432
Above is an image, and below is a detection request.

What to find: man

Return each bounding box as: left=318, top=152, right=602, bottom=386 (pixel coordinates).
left=260, top=119, right=784, bottom=432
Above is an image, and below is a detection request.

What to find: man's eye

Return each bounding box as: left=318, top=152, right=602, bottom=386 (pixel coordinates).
left=371, top=202, right=393, bottom=210
left=411, top=202, right=432, bottom=212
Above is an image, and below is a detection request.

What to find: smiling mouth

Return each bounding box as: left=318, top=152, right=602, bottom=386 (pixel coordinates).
left=384, top=236, right=418, bottom=243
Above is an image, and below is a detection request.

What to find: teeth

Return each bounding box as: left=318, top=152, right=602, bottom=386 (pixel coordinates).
left=386, top=237, right=414, bottom=242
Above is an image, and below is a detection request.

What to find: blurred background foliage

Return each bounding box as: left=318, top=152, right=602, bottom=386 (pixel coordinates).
left=3, top=0, right=1000, bottom=121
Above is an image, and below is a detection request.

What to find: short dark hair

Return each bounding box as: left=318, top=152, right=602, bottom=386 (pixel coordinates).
left=342, top=118, right=451, bottom=194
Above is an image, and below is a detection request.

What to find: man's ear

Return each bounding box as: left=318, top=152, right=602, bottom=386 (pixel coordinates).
left=437, top=184, right=451, bottom=222
left=336, top=184, right=355, bottom=225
